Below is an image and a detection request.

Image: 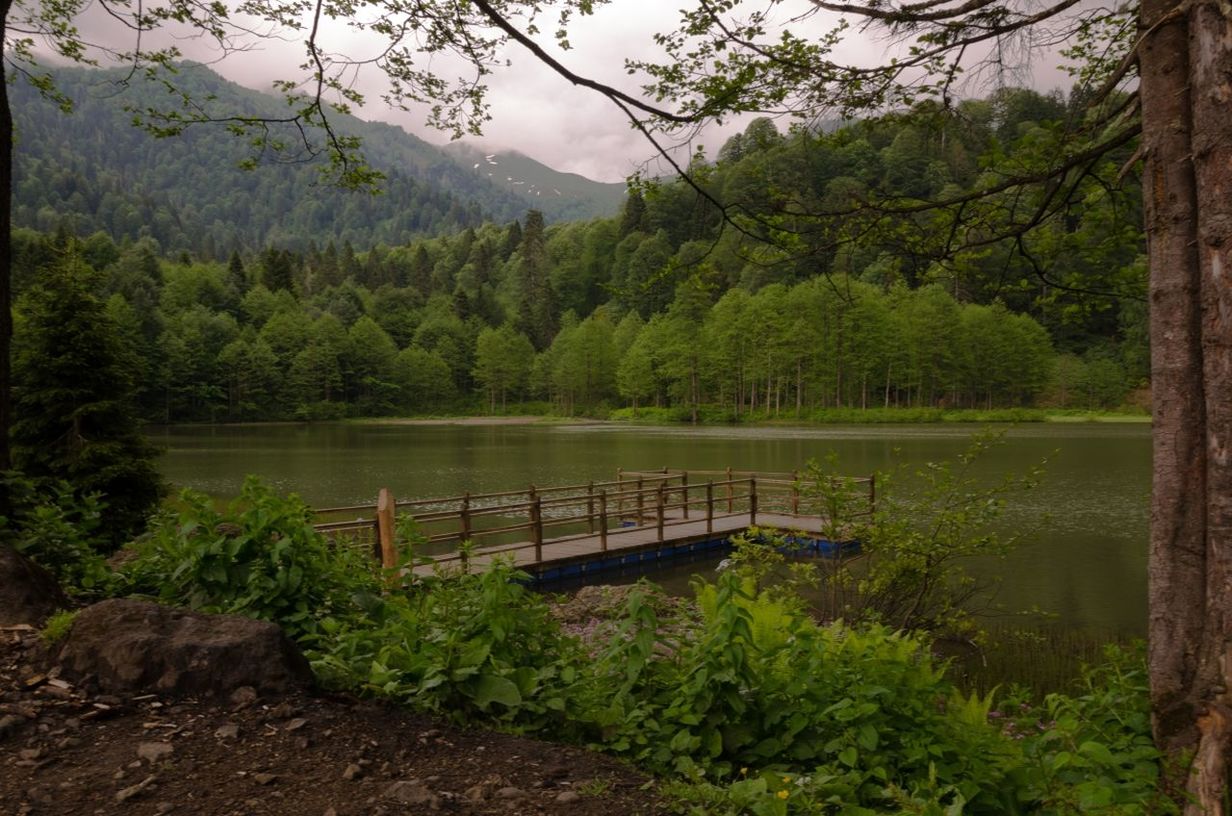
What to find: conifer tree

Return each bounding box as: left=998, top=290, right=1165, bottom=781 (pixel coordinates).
left=11, top=248, right=164, bottom=551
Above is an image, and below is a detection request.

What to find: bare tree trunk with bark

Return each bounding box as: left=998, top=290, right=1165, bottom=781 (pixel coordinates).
left=1142, top=0, right=1232, bottom=809
left=1188, top=3, right=1232, bottom=809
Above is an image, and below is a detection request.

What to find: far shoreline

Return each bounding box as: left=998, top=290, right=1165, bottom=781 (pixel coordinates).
left=150, top=408, right=1152, bottom=431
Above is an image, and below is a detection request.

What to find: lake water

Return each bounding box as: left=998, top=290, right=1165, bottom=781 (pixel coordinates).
left=152, top=421, right=1151, bottom=635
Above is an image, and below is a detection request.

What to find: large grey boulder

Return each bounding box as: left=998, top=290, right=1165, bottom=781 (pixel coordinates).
left=0, top=545, right=67, bottom=626
left=56, top=599, right=313, bottom=696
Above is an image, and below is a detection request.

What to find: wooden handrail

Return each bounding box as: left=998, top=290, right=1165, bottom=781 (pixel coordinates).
left=313, top=466, right=874, bottom=574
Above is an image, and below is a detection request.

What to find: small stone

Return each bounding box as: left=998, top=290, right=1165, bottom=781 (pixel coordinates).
left=343, top=763, right=363, bottom=781
left=0, top=714, right=22, bottom=737
left=18, top=747, right=42, bottom=761
left=253, top=773, right=278, bottom=786
left=555, top=791, right=582, bottom=804
left=156, top=803, right=175, bottom=814
left=324, top=809, right=338, bottom=816
left=269, top=702, right=295, bottom=719
left=214, top=724, right=240, bottom=740
left=137, top=741, right=174, bottom=764
left=496, top=787, right=527, bottom=800
left=285, top=717, right=308, bottom=732
left=115, top=775, right=157, bottom=802
left=385, top=780, right=440, bottom=809
left=229, top=687, right=258, bottom=710
left=38, top=685, right=73, bottom=700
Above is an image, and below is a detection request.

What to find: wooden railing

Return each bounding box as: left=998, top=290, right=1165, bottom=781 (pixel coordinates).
left=313, top=467, right=875, bottom=571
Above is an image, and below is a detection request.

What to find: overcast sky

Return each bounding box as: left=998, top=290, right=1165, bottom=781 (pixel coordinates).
left=74, top=0, right=1075, bottom=183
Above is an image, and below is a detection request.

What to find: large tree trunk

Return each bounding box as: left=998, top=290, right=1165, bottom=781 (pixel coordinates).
left=0, top=0, right=13, bottom=479
left=1188, top=3, right=1232, bottom=809
left=1141, top=0, right=1232, bottom=809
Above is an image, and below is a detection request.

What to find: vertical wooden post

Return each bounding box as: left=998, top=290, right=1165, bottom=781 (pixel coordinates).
left=749, top=477, right=758, bottom=526
left=726, top=467, right=734, bottom=512
left=706, top=480, right=714, bottom=534
left=531, top=494, right=544, bottom=563
left=587, top=481, right=595, bottom=533
left=599, top=490, right=608, bottom=551
left=791, top=469, right=800, bottom=515
left=656, top=482, right=665, bottom=542
left=377, top=488, right=398, bottom=570
left=616, top=467, right=624, bottom=519
left=636, top=476, right=645, bottom=525
left=681, top=471, right=690, bottom=519
left=868, top=474, right=876, bottom=516
left=460, top=492, right=472, bottom=543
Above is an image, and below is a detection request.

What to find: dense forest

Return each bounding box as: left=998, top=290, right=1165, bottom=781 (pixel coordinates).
left=14, top=82, right=1147, bottom=422
left=11, top=65, right=625, bottom=253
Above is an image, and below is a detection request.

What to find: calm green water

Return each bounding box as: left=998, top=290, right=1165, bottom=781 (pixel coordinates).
left=152, top=421, right=1151, bottom=634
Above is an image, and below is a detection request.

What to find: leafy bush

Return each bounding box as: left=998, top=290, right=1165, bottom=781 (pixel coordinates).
left=0, top=475, right=114, bottom=593
left=123, top=476, right=380, bottom=640
left=796, top=431, right=1044, bottom=637
left=1015, top=644, right=1176, bottom=814
left=314, top=560, right=587, bottom=729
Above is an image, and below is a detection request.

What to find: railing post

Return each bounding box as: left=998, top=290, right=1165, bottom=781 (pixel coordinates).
left=726, top=467, right=734, bottom=512
left=599, top=490, right=608, bottom=551
left=587, top=481, right=595, bottom=533
left=869, top=474, right=876, bottom=516
left=656, top=482, right=665, bottom=542
left=681, top=471, right=690, bottom=519
left=460, top=492, right=472, bottom=543
left=706, top=480, right=714, bottom=534
left=616, top=467, right=624, bottom=519
left=791, top=469, right=800, bottom=515
left=749, top=477, right=758, bottom=526
left=636, top=476, right=645, bottom=525
left=377, top=488, right=398, bottom=570
left=531, top=494, right=544, bottom=563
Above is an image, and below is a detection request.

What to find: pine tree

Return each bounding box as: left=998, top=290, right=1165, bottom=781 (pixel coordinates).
left=12, top=248, right=164, bottom=551
left=513, top=210, right=557, bottom=350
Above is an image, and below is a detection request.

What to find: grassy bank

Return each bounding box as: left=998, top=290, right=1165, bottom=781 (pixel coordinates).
left=607, top=406, right=1152, bottom=424
left=339, top=404, right=1151, bottom=426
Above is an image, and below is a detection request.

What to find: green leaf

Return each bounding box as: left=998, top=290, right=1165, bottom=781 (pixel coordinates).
left=473, top=674, right=522, bottom=709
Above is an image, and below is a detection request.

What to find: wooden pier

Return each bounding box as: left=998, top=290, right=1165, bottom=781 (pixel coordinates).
left=313, top=468, right=875, bottom=582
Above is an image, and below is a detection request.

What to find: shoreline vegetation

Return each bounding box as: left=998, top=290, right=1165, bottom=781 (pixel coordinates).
left=334, top=405, right=1152, bottom=427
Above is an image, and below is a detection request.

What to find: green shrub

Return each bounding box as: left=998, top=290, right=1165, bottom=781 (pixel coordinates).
left=122, top=476, right=380, bottom=640
left=314, top=560, right=587, bottom=729
left=0, top=475, right=114, bottom=594
left=1015, top=644, right=1176, bottom=814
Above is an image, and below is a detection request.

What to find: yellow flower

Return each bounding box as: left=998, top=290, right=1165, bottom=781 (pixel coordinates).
left=740, top=767, right=749, bottom=776
left=782, top=776, right=792, bottom=783
left=777, top=790, right=789, bottom=800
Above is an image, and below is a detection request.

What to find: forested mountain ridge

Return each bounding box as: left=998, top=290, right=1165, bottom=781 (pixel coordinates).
left=11, top=63, right=625, bottom=254
left=12, top=83, right=1148, bottom=424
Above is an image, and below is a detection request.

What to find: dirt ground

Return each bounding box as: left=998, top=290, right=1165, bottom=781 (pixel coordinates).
left=0, top=626, right=667, bottom=816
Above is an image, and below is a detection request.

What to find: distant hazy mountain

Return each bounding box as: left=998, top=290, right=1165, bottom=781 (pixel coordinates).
left=443, top=143, right=627, bottom=222
left=11, top=63, right=625, bottom=256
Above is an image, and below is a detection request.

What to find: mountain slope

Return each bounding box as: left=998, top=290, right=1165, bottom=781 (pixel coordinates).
left=11, top=63, right=624, bottom=255
left=443, top=143, right=627, bottom=221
